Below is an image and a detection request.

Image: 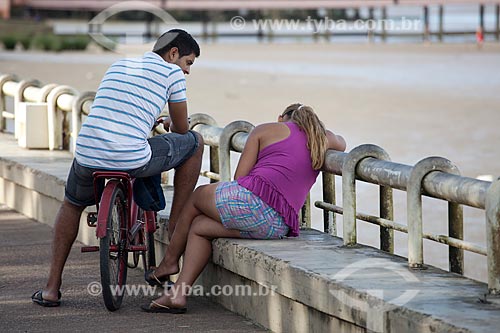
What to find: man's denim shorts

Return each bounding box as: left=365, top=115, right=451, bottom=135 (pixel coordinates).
left=65, top=131, right=199, bottom=207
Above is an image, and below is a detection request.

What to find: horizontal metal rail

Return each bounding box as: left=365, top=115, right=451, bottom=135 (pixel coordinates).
left=322, top=151, right=490, bottom=209
left=200, top=171, right=221, bottom=181
left=192, top=123, right=248, bottom=152
left=315, top=201, right=487, bottom=256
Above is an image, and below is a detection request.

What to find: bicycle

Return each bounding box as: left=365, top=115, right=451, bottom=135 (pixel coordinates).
left=81, top=171, right=158, bottom=311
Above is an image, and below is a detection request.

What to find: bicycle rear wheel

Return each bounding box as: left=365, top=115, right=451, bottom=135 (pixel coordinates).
left=100, top=182, right=128, bottom=311
left=130, top=208, right=146, bottom=269
left=142, top=229, right=156, bottom=271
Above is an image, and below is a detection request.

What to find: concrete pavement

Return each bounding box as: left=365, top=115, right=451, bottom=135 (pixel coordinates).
left=0, top=204, right=266, bottom=332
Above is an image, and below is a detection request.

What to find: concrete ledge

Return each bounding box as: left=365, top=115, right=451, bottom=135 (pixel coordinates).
left=203, top=233, right=500, bottom=333
left=0, top=132, right=97, bottom=246
left=0, top=133, right=68, bottom=225
left=1, top=131, right=499, bottom=333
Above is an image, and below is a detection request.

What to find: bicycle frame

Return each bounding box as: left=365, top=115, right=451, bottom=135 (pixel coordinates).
left=82, top=170, right=159, bottom=311
left=92, top=171, right=156, bottom=242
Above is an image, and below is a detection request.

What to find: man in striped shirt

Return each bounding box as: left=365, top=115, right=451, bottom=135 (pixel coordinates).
left=32, top=29, right=203, bottom=307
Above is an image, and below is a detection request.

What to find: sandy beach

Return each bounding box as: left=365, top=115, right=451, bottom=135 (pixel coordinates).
left=1, top=41, right=500, bottom=282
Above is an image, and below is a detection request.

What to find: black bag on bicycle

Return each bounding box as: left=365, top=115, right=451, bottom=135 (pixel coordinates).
left=133, top=174, right=166, bottom=212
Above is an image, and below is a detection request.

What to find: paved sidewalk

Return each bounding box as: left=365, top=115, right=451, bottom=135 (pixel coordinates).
left=0, top=205, right=266, bottom=332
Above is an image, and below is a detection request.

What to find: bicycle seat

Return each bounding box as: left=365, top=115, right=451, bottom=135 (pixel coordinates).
left=92, top=171, right=132, bottom=180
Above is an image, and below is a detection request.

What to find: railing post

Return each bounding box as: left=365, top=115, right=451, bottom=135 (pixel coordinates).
left=322, top=172, right=336, bottom=236
left=218, top=120, right=254, bottom=182
left=209, top=146, right=220, bottom=183
left=0, top=74, right=18, bottom=132
left=438, top=5, right=444, bottom=42
left=342, top=144, right=392, bottom=247
left=381, top=7, right=387, bottom=42
left=47, top=85, right=77, bottom=150
left=496, top=4, right=500, bottom=41
left=449, top=201, right=464, bottom=275
left=37, top=83, right=58, bottom=103
left=367, top=7, right=374, bottom=42
left=423, top=6, right=430, bottom=41
left=479, top=4, right=485, bottom=35
left=407, top=157, right=463, bottom=272
left=380, top=184, right=394, bottom=254
left=189, top=113, right=219, bottom=182
left=486, top=178, right=500, bottom=295
left=300, top=193, right=311, bottom=229
left=71, top=91, right=95, bottom=153
left=14, top=79, right=41, bottom=139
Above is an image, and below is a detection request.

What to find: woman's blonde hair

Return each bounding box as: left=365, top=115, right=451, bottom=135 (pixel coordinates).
left=283, top=103, right=328, bottom=170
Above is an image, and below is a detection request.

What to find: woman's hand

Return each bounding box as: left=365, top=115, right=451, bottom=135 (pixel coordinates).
left=326, top=130, right=346, bottom=152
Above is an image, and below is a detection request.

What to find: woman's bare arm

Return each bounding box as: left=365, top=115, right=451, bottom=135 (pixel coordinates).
left=326, top=130, right=347, bottom=152
left=233, top=126, right=262, bottom=179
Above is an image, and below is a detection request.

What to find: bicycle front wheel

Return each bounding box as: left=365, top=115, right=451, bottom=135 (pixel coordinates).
left=99, top=182, right=128, bottom=311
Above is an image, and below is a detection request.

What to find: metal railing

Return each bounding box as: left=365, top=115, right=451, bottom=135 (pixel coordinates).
left=187, top=116, right=500, bottom=298
left=1, top=74, right=499, bottom=297
left=317, top=147, right=497, bottom=287
left=0, top=74, right=94, bottom=151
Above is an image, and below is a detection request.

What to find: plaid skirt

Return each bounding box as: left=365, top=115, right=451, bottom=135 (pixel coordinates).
left=215, top=181, right=289, bottom=239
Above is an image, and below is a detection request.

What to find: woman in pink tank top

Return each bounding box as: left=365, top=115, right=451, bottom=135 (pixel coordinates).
left=142, top=104, right=346, bottom=313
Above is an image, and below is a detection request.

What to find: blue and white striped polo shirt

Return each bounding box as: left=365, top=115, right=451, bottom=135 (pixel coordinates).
left=75, top=52, right=187, bottom=170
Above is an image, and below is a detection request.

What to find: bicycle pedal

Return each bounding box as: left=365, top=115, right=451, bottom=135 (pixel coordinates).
left=81, top=246, right=99, bottom=252
left=87, top=212, right=97, bottom=227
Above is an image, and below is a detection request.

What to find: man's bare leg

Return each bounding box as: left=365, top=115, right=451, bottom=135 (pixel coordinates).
left=168, top=133, right=204, bottom=238
left=41, top=200, right=85, bottom=301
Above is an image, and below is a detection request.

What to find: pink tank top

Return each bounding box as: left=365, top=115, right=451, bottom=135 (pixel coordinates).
left=237, top=122, right=319, bottom=237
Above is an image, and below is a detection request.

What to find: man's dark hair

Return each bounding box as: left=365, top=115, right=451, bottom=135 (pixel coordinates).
left=153, top=29, right=200, bottom=58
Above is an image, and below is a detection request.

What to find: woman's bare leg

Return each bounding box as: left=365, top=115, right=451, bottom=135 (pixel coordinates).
left=151, top=215, right=241, bottom=308
left=153, top=183, right=223, bottom=279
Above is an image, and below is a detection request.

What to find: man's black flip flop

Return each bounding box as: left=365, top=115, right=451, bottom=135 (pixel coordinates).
left=31, top=289, right=61, bottom=307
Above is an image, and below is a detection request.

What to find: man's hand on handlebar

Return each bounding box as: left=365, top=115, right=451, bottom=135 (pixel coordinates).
left=153, top=116, right=191, bottom=133
left=153, top=116, right=171, bottom=132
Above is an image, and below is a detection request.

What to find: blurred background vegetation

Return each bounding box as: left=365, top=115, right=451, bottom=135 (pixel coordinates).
left=0, top=18, right=113, bottom=52
left=0, top=28, right=92, bottom=52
